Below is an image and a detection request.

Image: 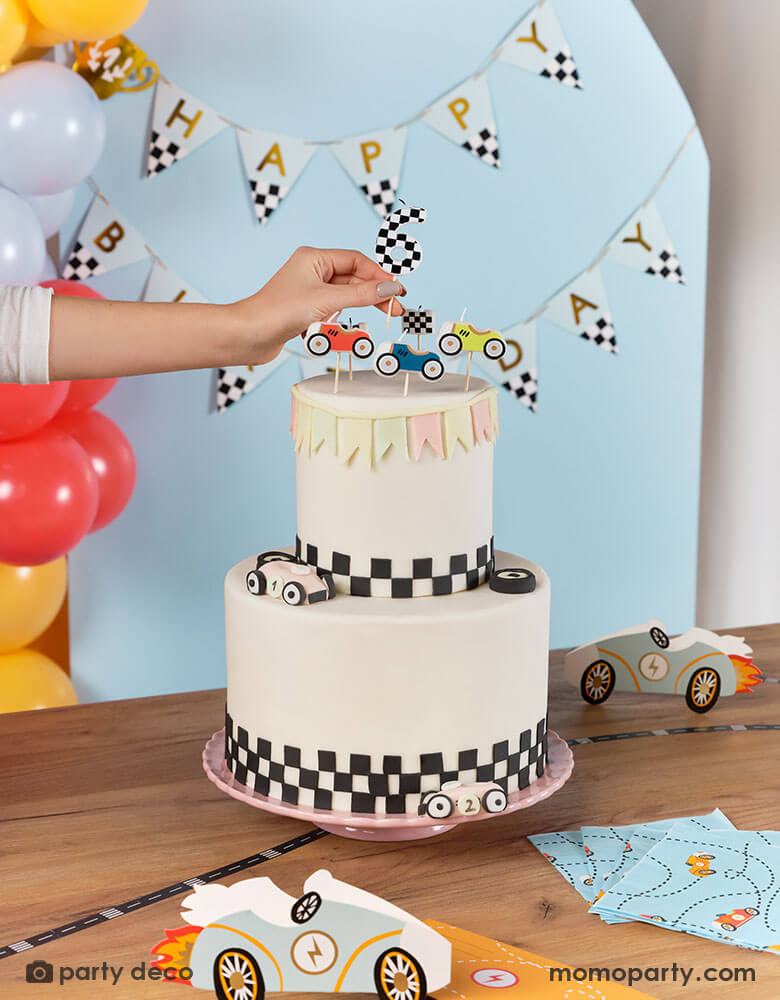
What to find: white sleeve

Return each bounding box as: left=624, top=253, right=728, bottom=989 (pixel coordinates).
left=0, top=284, right=53, bottom=384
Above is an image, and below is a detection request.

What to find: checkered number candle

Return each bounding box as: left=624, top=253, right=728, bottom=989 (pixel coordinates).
left=374, top=204, right=426, bottom=276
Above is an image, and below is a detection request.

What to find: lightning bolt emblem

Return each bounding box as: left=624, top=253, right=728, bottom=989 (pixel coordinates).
left=307, top=937, right=323, bottom=967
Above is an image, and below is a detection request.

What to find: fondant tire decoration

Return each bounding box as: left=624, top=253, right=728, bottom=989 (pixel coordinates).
left=650, top=625, right=670, bottom=649
left=256, top=550, right=298, bottom=569
left=290, top=890, right=322, bottom=924
left=377, top=353, right=400, bottom=376
left=374, top=948, right=427, bottom=1000
left=306, top=333, right=330, bottom=356
left=483, top=338, right=506, bottom=359
left=482, top=787, right=508, bottom=814
left=424, top=792, right=454, bottom=819
left=213, top=948, right=264, bottom=1000
left=422, top=358, right=444, bottom=381
left=581, top=660, right=616, bottom=704
left=352, top=337, right=374, bottom=359
left=282, top=581, right=306, bottom=607
left=685, top=667, right=721, bottom=712
left=489, top=567, right=536, bottom=594
left=245, top=570, right=266, bottom=596
left=321, top=570, right=336, bottom=599
left=438, top=333, right=462, bottom=356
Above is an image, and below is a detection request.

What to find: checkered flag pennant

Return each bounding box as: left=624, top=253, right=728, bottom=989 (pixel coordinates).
left=545, top=266, right=618, bottom=354
left=145, top=80, right=227, bottom=178
left=331, top=127, right=407, bottom=217
left=237, top=129, right=315, bottom=226
left=61, top=194, right=150, bottom=281
left=498, top=0, right=583, bottom=89
left=425, top=75, right=502, bottom=169
left=609, top=199, right=687, bottom=285
left=474, top=321, right=539, bottom=412
left=214, top=351, right=293, bottom=414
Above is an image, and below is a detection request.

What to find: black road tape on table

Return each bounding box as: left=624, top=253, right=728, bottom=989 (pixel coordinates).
left=0, top=828, right=329, bottom=961
left=566, top=722, right=780, bottom=746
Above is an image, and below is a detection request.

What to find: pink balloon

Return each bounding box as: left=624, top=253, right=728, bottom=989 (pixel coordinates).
left=54, top=409, right=136, bottom=532
left=0, top=426, right=98, bottom=565
left=39, top=279, right=103, bottom=300
left=0, top=381, right=70, bottom=442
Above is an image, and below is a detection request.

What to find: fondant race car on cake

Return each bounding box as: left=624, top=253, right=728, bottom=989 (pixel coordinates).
left=180, top=869, right=452, bottom=1000
left=304, top=320, right=374, bottom=360
left=564, top=619, right=759, bottom=712
left=374, top=342, right=444, bottom=381
left=437, top=322, right=506, bottom=360
left=246, top=551, right=335, bottom=606
left=418, top=780, right=508, bottom=819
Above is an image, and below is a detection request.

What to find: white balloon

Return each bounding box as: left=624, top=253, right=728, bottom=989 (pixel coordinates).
left=40, top=253, right=59, bottom=282
left=0, top=186, right=45, bottom=285
left=25, top=188, right=75, bottom=239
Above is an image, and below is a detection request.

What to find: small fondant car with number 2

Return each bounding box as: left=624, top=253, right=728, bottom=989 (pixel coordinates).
left=418, top=780, right=507, bottom=820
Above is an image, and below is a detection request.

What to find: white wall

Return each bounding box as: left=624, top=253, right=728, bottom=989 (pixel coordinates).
left=635, top=0, right=780, bottom=629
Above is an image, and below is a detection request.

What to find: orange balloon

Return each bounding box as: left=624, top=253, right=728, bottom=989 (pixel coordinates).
left=25, top=11, right=68, bottom=47
left=0, top=559, right=67, bottom=653
left=26, top=0, right=148, bottom=42
left=0, top=648, right=77, bottom=712
left=0, top=0, right=29, bottom=66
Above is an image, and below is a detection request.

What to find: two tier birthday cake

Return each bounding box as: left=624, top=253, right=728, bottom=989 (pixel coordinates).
left=219, top=370, right=553, bottom=827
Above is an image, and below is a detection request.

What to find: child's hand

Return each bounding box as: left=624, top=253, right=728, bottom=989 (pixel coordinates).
left=231, top=247, right=407, bottom=365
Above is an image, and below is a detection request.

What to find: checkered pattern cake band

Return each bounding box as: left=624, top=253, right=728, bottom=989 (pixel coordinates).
left=646, top=245, right=686, bottom=284
left=461, top=123, right=501, bottom=169
left=224, top=708, right=548, bottom=815
left=503, top=368, right=538, bottom=411
left=295, top=535, right=494, bottom=598
left=540, top=48, right=583, bottom=89
left=360, top=177, right=398, bottom=218
left=581, top=314, right=618, bottom=354
left=216, top=369, right=252, bottom=412
left=248, top=179, right=290, bottom=225
left=402, top=309, right=435, bottom=338
left=62, top=241, right=105, bottom=281
left=375, top=205, right=425, bottom=275
left=146, top=129, right=185, bottom=176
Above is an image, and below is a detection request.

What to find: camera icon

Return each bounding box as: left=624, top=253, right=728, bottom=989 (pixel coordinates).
left=26, top=960, right=54, bottom=983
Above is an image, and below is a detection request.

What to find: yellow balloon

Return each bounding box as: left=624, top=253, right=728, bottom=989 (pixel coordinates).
left=25, top=11, right=68, bottom=46
left=0, top=649, right=77, bottom=712
left=0, top=559, right=67, bottom=654
left=26, top=0, right=148, bottom=42
left=0, top=0, right=29, bottom=66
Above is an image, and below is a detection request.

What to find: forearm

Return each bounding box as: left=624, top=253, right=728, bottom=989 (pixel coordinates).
left=49, top=296, right=256, bottom=380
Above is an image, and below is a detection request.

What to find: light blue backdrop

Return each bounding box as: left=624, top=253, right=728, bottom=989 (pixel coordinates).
left=63, top=0, right=708, bottom=702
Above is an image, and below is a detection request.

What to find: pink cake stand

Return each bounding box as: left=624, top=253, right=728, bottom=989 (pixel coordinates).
left=202, top=729, right=574, bottom=841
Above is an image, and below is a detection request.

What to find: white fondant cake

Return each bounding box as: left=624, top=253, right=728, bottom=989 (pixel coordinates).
left=224, top=372, right=550, bottom=818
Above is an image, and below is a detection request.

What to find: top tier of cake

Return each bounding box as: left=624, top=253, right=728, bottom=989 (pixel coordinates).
left=291, top=371, right=498, bottom=598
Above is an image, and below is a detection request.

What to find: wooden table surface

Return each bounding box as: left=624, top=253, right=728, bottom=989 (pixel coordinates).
left=2, top=623, right=779, bottom=999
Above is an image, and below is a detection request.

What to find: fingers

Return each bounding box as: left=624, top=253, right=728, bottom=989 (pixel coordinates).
left=324, top=278, right=405, bottom=313
left=321, top=248, right=388, bottom=281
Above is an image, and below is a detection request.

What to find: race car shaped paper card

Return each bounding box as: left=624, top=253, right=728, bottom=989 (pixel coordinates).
left=712, top=907, right=759, bottom=933
left=437, top=322, right=506, bottom=361
left=374, top=341, right=444, bottom=381
left=304, top=318, right=374, bottom=360
left=565, top=619, right=760, bottom=712
left=686, top=853, right=716, bottom=877
left=154, top=870, right=452, bottom=1000
left=246, top=551, right=335, bottom=606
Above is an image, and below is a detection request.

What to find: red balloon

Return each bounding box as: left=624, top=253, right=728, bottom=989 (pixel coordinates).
left=54, top=409, right=136, bottom=532
left=60, top=378, right=119, bottom=414
left=0, top=426, right=99, bottom=565
left=39, top=279, right=103, bottom=300
left=0, top=381, right=70, bottom=442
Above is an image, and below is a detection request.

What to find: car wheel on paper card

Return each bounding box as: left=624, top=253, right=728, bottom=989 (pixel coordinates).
left=482, top=787, right=508, bottom=813
left=377, top=353, right=400, bottom=376
left=581, top=660, right=616, bottom=705
left=423, top=792, right=454, bottom=819
left=489, top=567, right=536, bottom=594
left=374, top=948, right=427, bottom=1000
left=352, top=337, right=374, bottom=359
left=438, top=333, right=462, bottom=356
left=422, top=358, right=444, bottom=381
left=306, top=333, right=331, bottom=356
left=213, top=947, right=265, bottom=1000
left=282, top=581, right=306, bottom=606
left=745, top=908, right=759, bottom=915
left=246, top=570, right=266, bottom=596
left=483, top=338, right=506, bottom=360
left=685, top=666, right=721, bottom=712
left=290, top=890, right=322, bottom=924
left=650, top=625, right=670, bottom=649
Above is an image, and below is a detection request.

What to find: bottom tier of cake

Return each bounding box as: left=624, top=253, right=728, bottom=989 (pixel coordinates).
left=224, top=549, right=550, bottom=816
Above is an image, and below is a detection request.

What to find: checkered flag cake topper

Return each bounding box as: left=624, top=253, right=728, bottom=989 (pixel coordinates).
left=402, top=309, right=435, bottom=339
left=374, top=204, right=426, bottom=276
